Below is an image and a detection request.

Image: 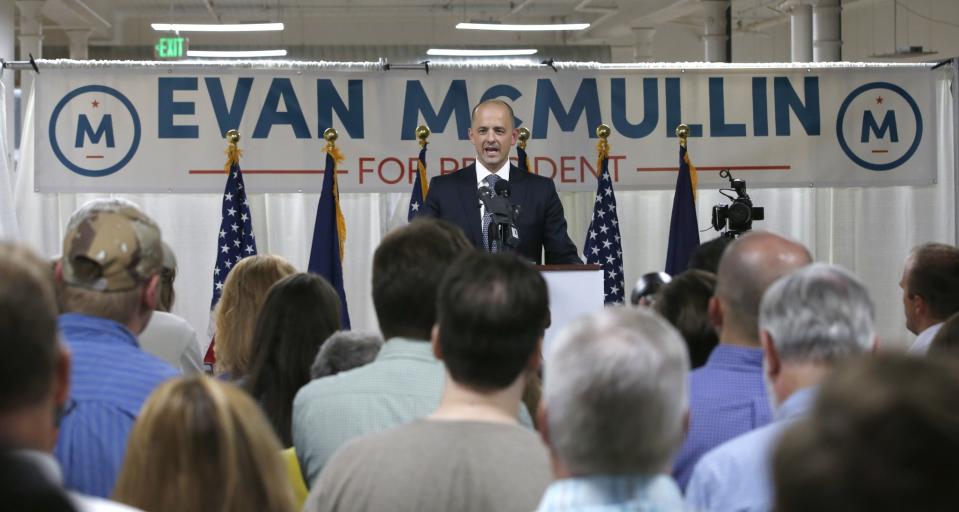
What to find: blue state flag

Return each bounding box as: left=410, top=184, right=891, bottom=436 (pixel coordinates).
left=308, top=148, right=352, bottom=329
left=665, top=144, right=700, bottom=276
left=408, top=142, right=429, bottom=220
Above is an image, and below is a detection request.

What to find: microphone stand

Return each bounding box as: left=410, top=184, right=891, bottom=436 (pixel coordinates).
left=477, top=187, right=521, bottom=252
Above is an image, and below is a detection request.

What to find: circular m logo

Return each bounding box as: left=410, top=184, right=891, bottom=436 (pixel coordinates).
left=836, top=82, right=922, bottom=172
left=49, top=85, right=141, bottom=177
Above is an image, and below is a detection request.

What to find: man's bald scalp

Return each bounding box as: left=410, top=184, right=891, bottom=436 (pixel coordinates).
left=715, top=231, right=812, bottom=344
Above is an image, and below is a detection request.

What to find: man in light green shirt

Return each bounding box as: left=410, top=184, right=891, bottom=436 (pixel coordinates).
left=292, top=219, right=474, bottom=486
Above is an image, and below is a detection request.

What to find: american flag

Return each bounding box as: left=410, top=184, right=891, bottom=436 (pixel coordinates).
left=583, top=148, right=625, bottom=304
left=211, top=159, right=257, bottom=308
left=408, top=141, right=429, bottom=221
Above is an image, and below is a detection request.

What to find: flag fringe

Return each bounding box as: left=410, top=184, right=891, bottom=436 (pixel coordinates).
left=224, top=145, right=243, bottom=172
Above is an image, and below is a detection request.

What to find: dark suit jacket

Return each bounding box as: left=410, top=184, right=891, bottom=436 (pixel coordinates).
left=420, top=164, right=582, bottom=264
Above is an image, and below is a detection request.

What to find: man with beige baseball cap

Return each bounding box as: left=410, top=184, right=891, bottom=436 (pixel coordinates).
left=53, top=200, right=179, bottom=498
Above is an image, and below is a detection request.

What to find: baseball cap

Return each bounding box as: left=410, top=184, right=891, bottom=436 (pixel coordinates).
left=61, top=207, right=163, bottom=292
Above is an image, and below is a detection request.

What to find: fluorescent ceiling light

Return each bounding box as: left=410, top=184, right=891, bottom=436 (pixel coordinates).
left=456, top=22, right=589, bottom=31
left=187, top=49, right=288, bottom=58
left=427, top=48, right=538, bottom=57
left=152, top=22, right=284, bottom=32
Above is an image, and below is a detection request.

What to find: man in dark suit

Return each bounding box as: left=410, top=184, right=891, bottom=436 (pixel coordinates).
left=421, top=100, right=581, bottom=265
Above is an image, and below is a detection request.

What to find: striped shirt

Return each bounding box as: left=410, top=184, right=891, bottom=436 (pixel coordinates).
left=54, top=313, right=179, bottom=498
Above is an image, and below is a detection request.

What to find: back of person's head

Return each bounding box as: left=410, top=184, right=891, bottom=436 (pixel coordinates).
left=114, top=376, right=296, bottom=512
left=436, top=252, right=548, bottom=391
left=773, top=354, right=959, bottom=512
left=544, top=308, right=689, bottom=475
left=760, top=263, right=875, bottom=364
left=246, top=273, right=341, bottom=446
left=688, top=235, right=733, bottom=274
left=372, top=218, right=473, bottom=341
left=930, top=311, right=959, bottom=357
left=629, top=271, right=671, bottom=307
left=714, top=231, right=811, bottom=343
left=214, top=254, right=296, bottom=377
left=653, top=269, right=718, bottom=368
left=310, top=330, right=383, bottom=380
left=60, top=201, right=164, bottom=326
left=156, top=242, right=177, bottom=313
left=0, top=244, right=61, bottom=446
left=905, top=243, right=959, bottom=322
left=0, top=450, right=78, bottom=512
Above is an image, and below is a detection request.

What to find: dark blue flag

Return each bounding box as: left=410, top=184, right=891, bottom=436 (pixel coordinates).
left=665, top=144, right=700, bottom=276
left=517, top=145, right=530, bottom=173
left=308, top=148, right=352, bottom=329
left=408, top=142, right=429, bottom=221
left=583, top=144, right=625, bottom=304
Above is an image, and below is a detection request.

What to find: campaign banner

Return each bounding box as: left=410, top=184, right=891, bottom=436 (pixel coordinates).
left=34, top=62, right=938, bottom=193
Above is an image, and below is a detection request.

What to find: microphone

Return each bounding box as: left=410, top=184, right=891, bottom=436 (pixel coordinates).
left=493, top=179, right=511, bottom=199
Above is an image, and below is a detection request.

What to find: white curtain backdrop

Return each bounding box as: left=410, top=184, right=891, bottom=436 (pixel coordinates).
left=10, top=76, right=956, bottom=351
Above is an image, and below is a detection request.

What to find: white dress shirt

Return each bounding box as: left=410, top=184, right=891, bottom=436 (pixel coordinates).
left=907, top=322, right=944, bottom=355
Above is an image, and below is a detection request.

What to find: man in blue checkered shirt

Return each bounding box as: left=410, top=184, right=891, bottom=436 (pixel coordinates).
left=672, top=231, right=811, bottom=491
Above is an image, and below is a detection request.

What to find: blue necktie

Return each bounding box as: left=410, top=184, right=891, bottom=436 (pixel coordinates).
left=481, top=174, right=502, bottom=253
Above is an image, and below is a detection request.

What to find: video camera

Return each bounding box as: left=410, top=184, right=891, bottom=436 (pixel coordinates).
left=711, top=169, right=764, bottom=238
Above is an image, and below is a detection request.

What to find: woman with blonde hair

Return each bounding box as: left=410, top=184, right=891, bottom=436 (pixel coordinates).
left=213, top=254, right=296, bottom=378
left=113, top=376, right=296, bottom=512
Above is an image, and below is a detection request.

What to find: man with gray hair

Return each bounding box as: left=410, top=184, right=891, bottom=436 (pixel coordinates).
left=536, top=308, right=690, bottom=510
left=672, top=230, right=811, bottom=490
left=309, top=330, right=384, bottom=379
left=55, top=199, right=178, bottom=497
left=685, top=263, right=877, bottom=511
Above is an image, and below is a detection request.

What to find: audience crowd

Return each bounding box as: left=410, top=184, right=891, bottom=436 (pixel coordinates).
left=2, top=198, right=959, bottom=512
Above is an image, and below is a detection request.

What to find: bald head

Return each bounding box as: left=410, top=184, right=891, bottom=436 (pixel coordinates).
left=715, top=231, right=812, bottom=345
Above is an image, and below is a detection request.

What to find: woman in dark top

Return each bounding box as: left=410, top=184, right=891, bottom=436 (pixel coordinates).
left=245, top=273, right=341, bottom=446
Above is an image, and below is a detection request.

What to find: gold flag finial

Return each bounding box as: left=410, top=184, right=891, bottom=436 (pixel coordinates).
left=323, top=128, right=338, bottom=149
left=596, top=124, right=611, bottom=140
left=675, top=124, right=689, bottom=147
left=224, top=129, right=241, bottom=170
left=416, top=125, right=431, bottom=147
left=517, top=126, right=531, bottom=150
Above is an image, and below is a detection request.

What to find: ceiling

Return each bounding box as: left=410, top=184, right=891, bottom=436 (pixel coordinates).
left=14, top=0, right=957, bottom=62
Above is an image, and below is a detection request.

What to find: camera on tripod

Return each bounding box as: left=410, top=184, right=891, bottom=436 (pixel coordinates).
left=711, top=169, right=764, bottom=238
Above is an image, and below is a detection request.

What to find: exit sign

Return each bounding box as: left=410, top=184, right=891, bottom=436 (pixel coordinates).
left=155, top=37, right=188, bottom=59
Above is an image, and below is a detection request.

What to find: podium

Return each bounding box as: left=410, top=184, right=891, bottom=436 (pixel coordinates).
left=536, top=264, right=605, bottom=350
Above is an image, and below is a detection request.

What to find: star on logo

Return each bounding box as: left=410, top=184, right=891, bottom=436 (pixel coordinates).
left=91, top=99, right=99, bottom=108
left=876, top=96, right=884, bottom=104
